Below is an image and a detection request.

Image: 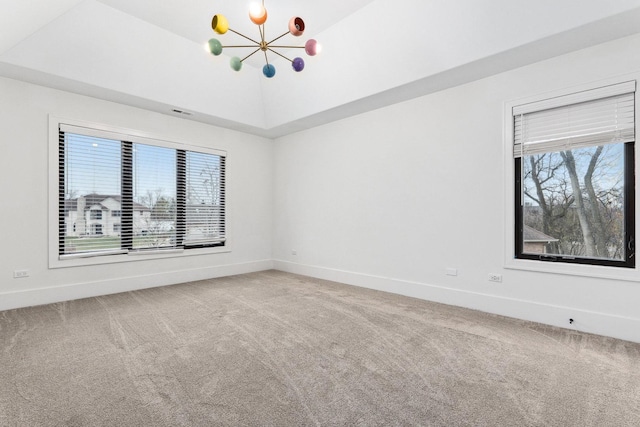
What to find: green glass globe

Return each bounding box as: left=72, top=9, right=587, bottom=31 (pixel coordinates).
left=208, top=38, right=222, bottom=56
left=230, top=57, right=242, bottom=71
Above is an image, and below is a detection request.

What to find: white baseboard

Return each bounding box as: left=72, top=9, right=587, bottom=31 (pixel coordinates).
left=0, top=259, right=274, bottom=312
left=4, top=258, right=638, bottom=344
left=273, top=260, right=640, bottom=344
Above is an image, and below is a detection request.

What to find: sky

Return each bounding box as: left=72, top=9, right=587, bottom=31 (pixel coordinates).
left=66, top=134, right=177, bottom=203
left=65, top=133, right=221, bottom=206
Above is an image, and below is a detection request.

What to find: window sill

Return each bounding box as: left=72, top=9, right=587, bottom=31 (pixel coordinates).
left=49, top=245, right=230, bottom=269
left=504, top=257, right=640, bottom=282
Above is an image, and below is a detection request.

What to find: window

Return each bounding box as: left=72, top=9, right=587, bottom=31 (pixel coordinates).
left=513, top=81, right=635, bottom=268
left=185, top=151, right=226, bottom=246
left=92, top=224, right=103, bottom=235
left=132, top=143, right=176, bottom=249
left=58, top=123, right=226, bottom=260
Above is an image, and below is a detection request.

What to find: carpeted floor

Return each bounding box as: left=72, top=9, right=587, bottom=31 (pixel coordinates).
left=0, top=270, right=639, bottom=426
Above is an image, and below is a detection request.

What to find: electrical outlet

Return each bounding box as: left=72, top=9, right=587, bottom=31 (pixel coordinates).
left=488, top=273, right=502, bottom=282
left=446, top=268, right=458, bottom=276
left=13, top=270, right=29, bottom=279
left=291, top=249, right=297, bottom=256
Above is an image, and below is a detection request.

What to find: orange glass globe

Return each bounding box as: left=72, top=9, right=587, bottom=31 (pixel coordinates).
left=249, top=3, right=267, bottom=25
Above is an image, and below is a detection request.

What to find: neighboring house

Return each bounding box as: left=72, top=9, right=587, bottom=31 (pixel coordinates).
left=523, top=225, right=558, bottom=254
left=64, top=194, right=223, bottom=241
left=64, top=194, right=150, bottom=237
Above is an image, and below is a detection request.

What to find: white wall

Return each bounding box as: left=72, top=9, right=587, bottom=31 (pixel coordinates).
left=3, top=34, right=640, bottom=344
left=262, top=0, right=640, bottom=129
left=0, top=76, right=273, bottom=310
left=273, top=34, right=640, bottom=344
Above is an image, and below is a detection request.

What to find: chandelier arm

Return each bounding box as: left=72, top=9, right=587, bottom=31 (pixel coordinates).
left=228, top=29, right=261, bottom=45
left=267, top=45, right=305, bottom=49
left=241, top=48, right=262, bottom=62
left=223, top=45, right=260, bottom=48
left=267, top=31, right=291, bottom=45
left=267, top=48, right=293, bottom=63
left=263, top=50, right=270, bottom=66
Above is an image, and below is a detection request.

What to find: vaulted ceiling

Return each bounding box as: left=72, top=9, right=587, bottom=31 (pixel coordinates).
left=2, top=0, right=640, bottom=137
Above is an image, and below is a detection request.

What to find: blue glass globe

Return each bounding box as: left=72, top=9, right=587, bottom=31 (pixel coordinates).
left=263, top=64, right=276, bottom=78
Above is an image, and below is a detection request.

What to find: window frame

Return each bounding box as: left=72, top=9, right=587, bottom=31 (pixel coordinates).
left=504, top=77, right=640, bottom=281
left=514, top=143, right=635, bottom=268
left=49, top=116, right=230, bottom=269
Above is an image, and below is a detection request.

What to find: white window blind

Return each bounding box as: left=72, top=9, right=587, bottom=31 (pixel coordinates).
left=58, top=124, right=226, bottom=259
left=184, top=151, right=226, bottom=246
left=514, top=81, right=636, bottom=157
left=132, top=143, right=177, bottom=250
left=59, top=131, right=126, bottom=257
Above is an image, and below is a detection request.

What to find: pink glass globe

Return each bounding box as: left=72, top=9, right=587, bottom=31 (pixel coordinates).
left=305, top=39, right=318, bottom=56
left=289, top=17, right=305, bottom=36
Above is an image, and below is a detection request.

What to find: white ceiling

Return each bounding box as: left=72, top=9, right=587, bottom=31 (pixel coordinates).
left=2, top=0, right=640, bottom=138
left=98, top=0, right=376, bottom=56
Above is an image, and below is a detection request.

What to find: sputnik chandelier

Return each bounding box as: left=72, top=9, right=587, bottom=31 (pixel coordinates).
left=207, top=1, right=320, bottom=78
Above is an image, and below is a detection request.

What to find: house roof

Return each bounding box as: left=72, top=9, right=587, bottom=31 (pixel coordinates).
left=524, top=225, right=558, bottom=243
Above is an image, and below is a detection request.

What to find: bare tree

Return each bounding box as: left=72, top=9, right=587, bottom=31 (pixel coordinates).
left=522, top=145, right=625, bottom=259
left=560, top=150, right=597, bottom=257
left=187, top=161, right=221, bottom=206
left=137, top=189, right=176, bottom=248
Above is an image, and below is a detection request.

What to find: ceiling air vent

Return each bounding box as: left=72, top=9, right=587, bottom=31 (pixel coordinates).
left=172, top=109, right=192, bottom=116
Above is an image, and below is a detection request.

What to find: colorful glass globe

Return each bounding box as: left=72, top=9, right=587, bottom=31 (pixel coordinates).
left=305, top=39, right=318, bottom=56
left=263, top=64, right=276, bottom=78
left=289, top=17, right=305, bottom=36
left=230, top=57, right=242, bottom=71
left=292, top=57, right=305, bottom=72
left=207, top=38, right=222, bottom=56
left=211, top=14, right=229, bottom=34
left=249, top=3, right=268, bottom=25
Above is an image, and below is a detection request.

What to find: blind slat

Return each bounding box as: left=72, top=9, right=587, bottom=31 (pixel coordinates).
left=513, top=83, right=635, bottom=158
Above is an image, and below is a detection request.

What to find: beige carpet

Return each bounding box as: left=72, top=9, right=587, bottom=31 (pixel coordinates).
left=0, top=270, right=639, bottom=426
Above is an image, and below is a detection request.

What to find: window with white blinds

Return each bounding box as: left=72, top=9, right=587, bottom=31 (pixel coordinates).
left=185, top=151, right=226, bottom=246
left=513, top=81, right=635, bottom=268
left=132, top=143, right=177, bottom=250
left=59, top=132, right=125, bottom=256
left=58, top=124, right=226, bottom=259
